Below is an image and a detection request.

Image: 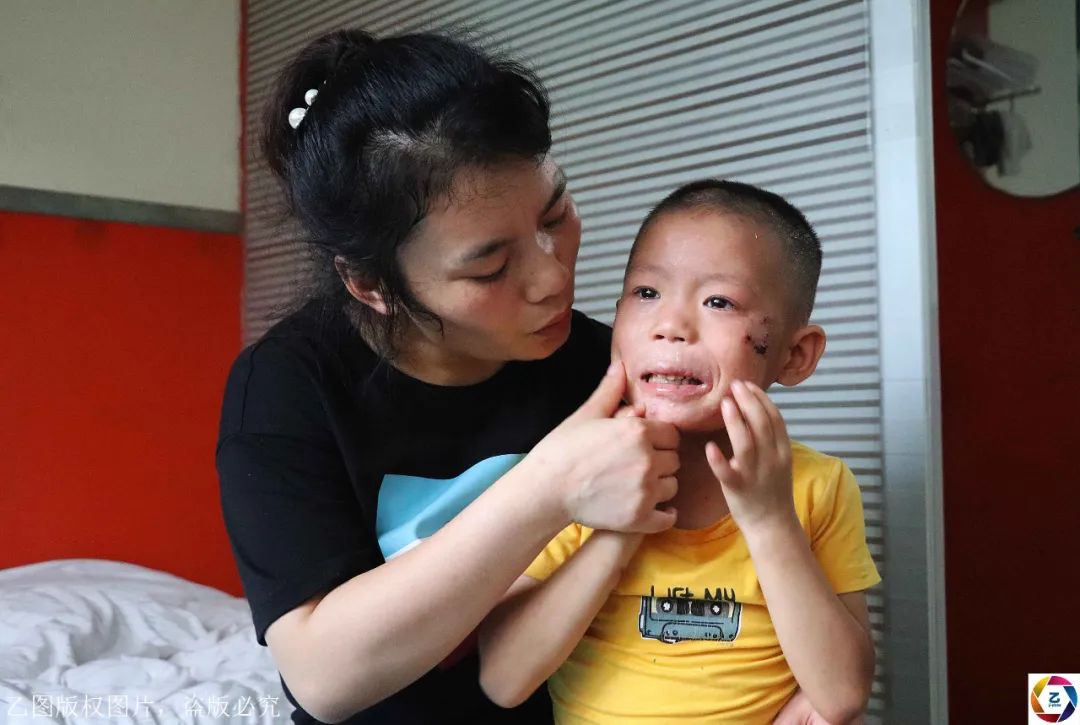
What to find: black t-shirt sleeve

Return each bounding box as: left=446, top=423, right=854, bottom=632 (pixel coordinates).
left=216, top=337, right=382, bottom=646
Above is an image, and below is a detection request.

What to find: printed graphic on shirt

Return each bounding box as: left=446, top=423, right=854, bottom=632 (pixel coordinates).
left=375, top=453, right=525, bottom=560
left=638, top=585, right=743, bottom=644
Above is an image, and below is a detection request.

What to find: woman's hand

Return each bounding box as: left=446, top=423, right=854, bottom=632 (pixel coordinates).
left=704, top=379, right=797, bottom=537
left=595, top=528, right=647, bottom=569
left=525, top=362, right=680, bottom=534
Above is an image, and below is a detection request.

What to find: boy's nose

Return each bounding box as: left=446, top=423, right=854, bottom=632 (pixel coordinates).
left=651, top=314, right=695, bottom=344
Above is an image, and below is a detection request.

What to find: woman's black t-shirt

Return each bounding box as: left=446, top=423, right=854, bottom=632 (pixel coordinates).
left=216, top=302, right=612, bottom=724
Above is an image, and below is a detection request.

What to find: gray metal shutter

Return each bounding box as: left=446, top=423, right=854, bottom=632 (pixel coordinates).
left=245, top=1, right=886, bottom=720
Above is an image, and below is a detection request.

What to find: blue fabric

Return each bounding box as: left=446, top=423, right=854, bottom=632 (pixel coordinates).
left=376, top=454, right=525, bottom=559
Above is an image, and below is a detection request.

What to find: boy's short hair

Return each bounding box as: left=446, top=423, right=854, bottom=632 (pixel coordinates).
left=632, top=179, right=822, bottom=324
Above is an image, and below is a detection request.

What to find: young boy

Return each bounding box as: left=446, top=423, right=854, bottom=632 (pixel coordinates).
left=478, top=180, right=881, bottom=724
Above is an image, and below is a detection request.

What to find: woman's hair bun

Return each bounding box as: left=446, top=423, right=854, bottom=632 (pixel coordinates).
left=262, top=28, right=377, bottom=178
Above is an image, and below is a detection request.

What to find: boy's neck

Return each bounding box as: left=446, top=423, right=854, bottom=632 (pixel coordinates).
left=670, top=431, right=734, bottom=530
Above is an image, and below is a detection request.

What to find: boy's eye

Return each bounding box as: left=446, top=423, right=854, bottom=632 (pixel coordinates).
left=704, top=295, right=734, bottom=310
left=632, top=286, right=659, bottom=300
left=472, top=263, right=508, bottom=284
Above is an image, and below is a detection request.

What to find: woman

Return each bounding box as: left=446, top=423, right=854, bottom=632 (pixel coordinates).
left=217, top=27, right=680, bottom=724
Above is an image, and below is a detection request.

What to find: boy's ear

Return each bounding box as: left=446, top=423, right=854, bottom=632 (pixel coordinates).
left=335, top=255, right=388, bottom=315
left=776, top=323, right=826, bottom=386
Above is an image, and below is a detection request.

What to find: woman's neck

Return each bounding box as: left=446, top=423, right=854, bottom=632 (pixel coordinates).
left=364, top=323, right=506, bottom=387
left=670, top=430, right=734, bottom=530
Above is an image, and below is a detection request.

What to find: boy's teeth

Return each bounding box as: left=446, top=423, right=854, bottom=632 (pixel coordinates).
left=647, top=373, right=701, bottom=385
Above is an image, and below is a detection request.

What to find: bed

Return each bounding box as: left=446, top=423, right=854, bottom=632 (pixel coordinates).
left=0, top=559, right=290, bottom=723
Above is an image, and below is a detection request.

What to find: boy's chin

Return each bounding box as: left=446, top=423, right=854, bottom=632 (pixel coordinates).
left=641, top=401, right=725, bottom=432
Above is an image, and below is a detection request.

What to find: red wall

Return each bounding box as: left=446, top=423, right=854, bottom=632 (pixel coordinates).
left=0, top=211, right=244, bottom=596
left=931, top=2, right=1080, bottom=720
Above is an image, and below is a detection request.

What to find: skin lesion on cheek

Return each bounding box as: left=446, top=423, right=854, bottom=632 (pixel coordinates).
left=743, top=314, right=771, bottom=357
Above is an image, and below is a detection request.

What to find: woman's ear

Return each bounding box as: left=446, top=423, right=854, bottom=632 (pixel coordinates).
left=776, top=323, right=827, bottom=386
left=335, top=255, right=388, bottom=315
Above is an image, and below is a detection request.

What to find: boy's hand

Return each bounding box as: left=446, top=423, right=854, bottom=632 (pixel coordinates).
left=704, top=380, right=797, bottom=535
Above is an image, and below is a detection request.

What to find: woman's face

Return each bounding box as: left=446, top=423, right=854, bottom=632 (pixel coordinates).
left=394, top=156, right=581, bottom=381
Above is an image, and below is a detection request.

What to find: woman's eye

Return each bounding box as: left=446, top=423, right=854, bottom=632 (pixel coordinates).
left=542, top=209, right=568, bottom=230
left=632, top=286, right=659, bottom=300
left=704, top=295, right=734, bottom=310
left=472, top=263, right=508, bottom=283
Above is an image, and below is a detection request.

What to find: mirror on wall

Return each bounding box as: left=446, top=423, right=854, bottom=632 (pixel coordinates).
left=946, top=0, right=1080, bottom=197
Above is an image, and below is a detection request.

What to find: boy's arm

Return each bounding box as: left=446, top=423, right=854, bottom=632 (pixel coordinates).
left=707, top=381, right=874, bottom=725
left=478, top=530, right=642, bottom=708
left=747, top=526, right=874, bottom=724
left=773, top=687, right=866, bottom=725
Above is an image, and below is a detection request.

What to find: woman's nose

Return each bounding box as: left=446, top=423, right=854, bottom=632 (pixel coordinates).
left=525, top=232, right=572, bottom=304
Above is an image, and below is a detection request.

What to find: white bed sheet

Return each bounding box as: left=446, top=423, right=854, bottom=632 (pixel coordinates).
left=0, top=559, right=290, bottom=724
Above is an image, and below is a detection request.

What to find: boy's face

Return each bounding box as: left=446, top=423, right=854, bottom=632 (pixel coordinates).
left=613, top=210, right=797, bottom=432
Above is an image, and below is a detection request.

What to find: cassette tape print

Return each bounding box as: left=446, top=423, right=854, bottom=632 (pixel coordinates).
left=638, top=592, right=743, bottom=644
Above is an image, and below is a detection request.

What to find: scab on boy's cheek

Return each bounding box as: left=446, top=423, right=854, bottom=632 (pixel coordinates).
left=743, top=314, right=773, bottom=357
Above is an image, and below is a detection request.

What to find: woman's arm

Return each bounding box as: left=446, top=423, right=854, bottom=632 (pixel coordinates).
left=477, top=531, right=642, bottom=707
left=269, top=466, right=574, bottom=722
left=266, top=363, right=679, bottom=722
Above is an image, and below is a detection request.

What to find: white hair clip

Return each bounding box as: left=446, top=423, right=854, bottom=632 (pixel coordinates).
left=288, top=88, right=320, bottom=129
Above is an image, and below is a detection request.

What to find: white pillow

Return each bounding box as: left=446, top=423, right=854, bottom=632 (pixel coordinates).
left=0, top=559, right=289, bottom=724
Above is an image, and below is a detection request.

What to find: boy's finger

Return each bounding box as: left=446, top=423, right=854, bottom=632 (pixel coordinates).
left=614, top=402, right=645, bottom=419
left=705, top=440, right=737, bottom=486
left=721, top=395, right=753, bottom=462
left=746, top=382, right=790, bottom=452
left=732, top=380, right=775, bottom=446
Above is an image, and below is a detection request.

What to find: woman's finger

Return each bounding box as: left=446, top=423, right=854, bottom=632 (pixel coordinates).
left=651, top=450, right=680, bottom=478
left=638, top=506, right=678, bottom=534
left=643, top=419, right=680, bottom=451
left=567, top=360, right=626, bottom=422
left=654, top=475, right=678, bottom=502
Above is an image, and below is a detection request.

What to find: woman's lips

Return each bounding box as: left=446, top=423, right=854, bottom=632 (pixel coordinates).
left=534, top=308, right=572, bottom=335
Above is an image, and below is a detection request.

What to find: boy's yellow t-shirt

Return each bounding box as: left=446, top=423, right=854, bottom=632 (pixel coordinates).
left=525, top=442, right=881, bottom=724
